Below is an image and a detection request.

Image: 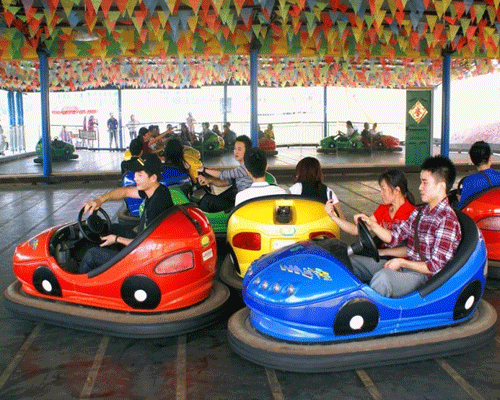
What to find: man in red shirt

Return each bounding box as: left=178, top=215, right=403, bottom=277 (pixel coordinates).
left=352, top=155, right=462, bottom=297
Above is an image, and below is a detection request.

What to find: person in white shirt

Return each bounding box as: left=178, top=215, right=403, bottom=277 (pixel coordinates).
left=235, top=147, right=286, bottom=206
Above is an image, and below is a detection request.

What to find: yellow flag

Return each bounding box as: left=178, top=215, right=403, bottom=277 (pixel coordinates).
left=374, top=10, right=385, bottom=30
left=434, top=1, right=444, bottom=19
left=447, top=25, right=459, bottom=43
left=126, top=0, right=136, bottom=17
left=426, top=14, right=437, bottom=32
left=188, top=15, right=198, bottom=32
left=60, top=0, right=73, bottom=17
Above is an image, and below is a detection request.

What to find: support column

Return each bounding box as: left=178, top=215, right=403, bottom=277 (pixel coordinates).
left=7, top=91, right=16, bottom=151
left=441, top=52, right=451, bottom=157
left=223, top=83, right=228, bottom=126
left=323, top=86, right=328, bottom=138
left=118, top=88, right=123, bottom=148
left=38, top=46, right=52, bottom=177
left=15, top=91, right=25, bottom=151
left=250, top=44, right=259, bottom=146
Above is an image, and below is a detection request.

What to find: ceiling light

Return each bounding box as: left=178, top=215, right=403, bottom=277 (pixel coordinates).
left=74, top=29, right=98, bottom=42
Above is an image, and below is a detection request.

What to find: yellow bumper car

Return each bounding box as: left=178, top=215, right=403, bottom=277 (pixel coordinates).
left=220, top=195, right=340, bottom=290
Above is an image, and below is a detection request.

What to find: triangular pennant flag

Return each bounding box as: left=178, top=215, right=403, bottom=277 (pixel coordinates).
left=126, top=0, right=136, bottom=17
left=425, top=14, right=436, bottom=32
left=139, top=28, right=148, bottom=43
left=157, top=10, right=169, bottom=27
left=186, top=0, right=202, bottom=14
left=364, top=14, right=373, bottom=28
left=386, top=0, right=397, bottom=16
left=44, top=9, right=57, bottom=27
left=89, top=0, right=101, bottom=13
left=252, top=23, right=261, bottom=38
left=397, top=35, right=408, bottom=52
left=352, top=26, right=363, bottom=43
left=143, top=0, right=158, bottom=14
left=373, top=10, right=385, bottom=30
left=240, top=7, right=253, bottom=28
left=168, top=15, right=180, bottom=41
left=262, top=0, right=274, bottom=20
left=104, top=10, right=120, bottom=31
left=132, top=8, right=148, bottom=31
left=23, top=6, right=38, bottom=22
left=453, top=1, right=465, bottom=19
left=20, top=0, right=33, bottom=13
left=278, top=3, right=290, bottom=21
left=349, top=0, right=363, bottom=15
left=85, top=15, right=98, bottom=33
left=434, top=1, right=444, bottom=19
left=433, top=22, right=444, bottom=41
left=100, top=0, right=112, bottom=15
left=447, top=24, right=459, bottom=42
left=188, top=15, right=198, bottom=32
left=226, top=12, right=237, bottom=33
left=463, top=0, right=473, bottom=13
left=67, top=9, right=80, bottom=27
left=466, top=25, right=476, bottom=41
left=472, top=4, right=486, bottom=23
left=28, top=13, right=44, bottom=37
left=211, top=0, right=223, bottom=16
left=394, top=10, right=404, bottom=27
left=219, top=5, right=230, bottom=23
left=459, top=18, right=471, bottom=35
left=306, top=0, right=316, bottom=11
left=44, top=0, right=59, bottom=11
left=115, top=0, right=127, bottom=16
left=442, top=0, right=452, bottom=12
left=336, top=19, right=347, bottom=37
left=60, top=0, right=73, bottom=16
left=232, top=0, right=245, bottom=15
left=291, top=17, right=302, bottom=34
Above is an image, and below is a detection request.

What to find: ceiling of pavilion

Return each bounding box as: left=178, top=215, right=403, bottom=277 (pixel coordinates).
left=0, top=0, right=499, bottom=90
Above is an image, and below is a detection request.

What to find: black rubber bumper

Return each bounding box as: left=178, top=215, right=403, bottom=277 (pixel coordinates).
left=4, top=280, right=230, bottom=339
left=227, top=301, right=497, bottom=373
left=219, top=253, right=243, bottom=291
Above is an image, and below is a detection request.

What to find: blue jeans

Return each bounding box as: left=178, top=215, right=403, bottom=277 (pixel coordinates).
left=78, top=246, right=119, bottom=274
left=350, top=255, right=427, bottom=297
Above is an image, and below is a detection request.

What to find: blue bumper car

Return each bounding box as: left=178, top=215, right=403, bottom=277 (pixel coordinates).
left=228, top=212, right=497, bottom=372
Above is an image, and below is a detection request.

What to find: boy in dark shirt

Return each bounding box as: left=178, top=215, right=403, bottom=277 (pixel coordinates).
left=120, top=138, right=143, bottom=175
left=79, top=154, right=173, bottom=273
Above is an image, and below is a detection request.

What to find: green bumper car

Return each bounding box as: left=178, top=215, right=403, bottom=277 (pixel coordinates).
left=34, top=138, right=78, bottom=163
left=317, top=131, right=364, bottom=153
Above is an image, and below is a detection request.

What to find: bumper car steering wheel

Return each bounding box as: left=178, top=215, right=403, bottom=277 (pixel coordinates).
left=77, top=207, right=112, bottom=243
left=347, top=219, right=380, bottom=262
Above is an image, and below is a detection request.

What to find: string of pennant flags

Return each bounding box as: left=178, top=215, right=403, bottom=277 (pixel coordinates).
left=0, top=0, right=499, bottom=59
left=0, top=0, right=499, bottom=90
left=0, top=55, right=496, bottom=91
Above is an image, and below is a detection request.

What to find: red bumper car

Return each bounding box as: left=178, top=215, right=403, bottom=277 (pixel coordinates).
left=460, top=186, right=500, bottom=278
left=361, top=134, right=402, bottom=151
left=258, top=137, right=278, bottom=156
left=4, top=204, right=229, bottom=338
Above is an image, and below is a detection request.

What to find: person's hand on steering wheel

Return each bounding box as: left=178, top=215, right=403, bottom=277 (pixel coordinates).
left=83, top=198, right=103, bottom=214
left=354, top=213, right=378, bottom=230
